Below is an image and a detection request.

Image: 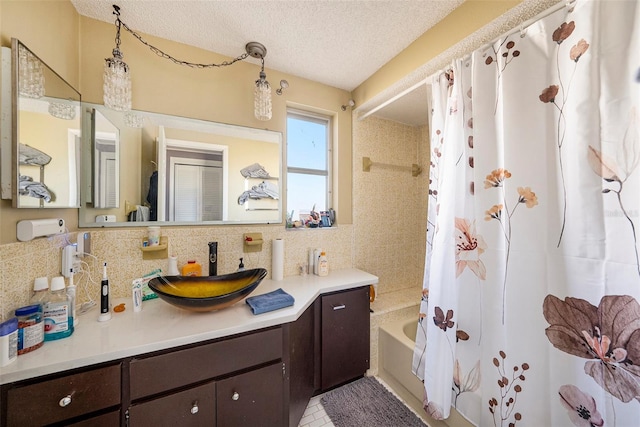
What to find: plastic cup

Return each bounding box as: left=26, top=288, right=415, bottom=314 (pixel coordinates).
left=148, top=226, right=161, bottom=246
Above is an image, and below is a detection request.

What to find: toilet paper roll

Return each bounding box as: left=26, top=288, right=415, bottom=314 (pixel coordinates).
left=272, top=238, right=284, bottom=281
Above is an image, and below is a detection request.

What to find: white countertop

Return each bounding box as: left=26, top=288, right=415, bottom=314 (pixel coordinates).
left=0, top=268, right=378, bottom=385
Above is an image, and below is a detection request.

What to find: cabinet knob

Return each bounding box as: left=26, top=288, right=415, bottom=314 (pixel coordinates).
left=232, top=392, right=240, bottom=401
left=59, top=395, right=72, bottom=407
left=190, top=402, right=199, bottom=414
left=333, top=304, right=346, bottom=310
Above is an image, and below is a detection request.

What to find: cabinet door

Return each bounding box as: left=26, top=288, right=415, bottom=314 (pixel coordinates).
left=128, top=382, right=215, bottom=427
left=321, top=286, right=370, bottom=390
left=288, top=301, right=316, bottom=427
left=216, top=362, right=284, bottom=427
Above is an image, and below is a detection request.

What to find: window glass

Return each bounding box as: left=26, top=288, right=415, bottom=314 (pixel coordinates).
left=286, top=111, right=331, bottom=220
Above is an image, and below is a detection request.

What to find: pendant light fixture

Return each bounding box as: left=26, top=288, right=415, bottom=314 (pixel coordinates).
left=103, top=5, right=131, bottom=111
left=103, top=5, right=274, bottom=121
left=246, top=42, right=272, bottom=121
left=18, top=43, right=45, bottom=99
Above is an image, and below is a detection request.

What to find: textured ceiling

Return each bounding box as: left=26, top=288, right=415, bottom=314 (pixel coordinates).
left=70, top=0, right=465, bottom=92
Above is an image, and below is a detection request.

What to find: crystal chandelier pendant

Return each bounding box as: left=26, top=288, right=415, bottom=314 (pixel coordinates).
left=254, top=71, right=272, bottom=121
left=18, top=44, right=45, bottom=98
left=124, top=112, right=145, bottom=128
left=48, top=101, right=76, bottom=120
left=103, top=48, right=131, bottom=112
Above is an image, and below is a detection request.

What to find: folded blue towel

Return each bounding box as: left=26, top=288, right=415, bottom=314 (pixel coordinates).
left=246, top=288, right=294, bottom=315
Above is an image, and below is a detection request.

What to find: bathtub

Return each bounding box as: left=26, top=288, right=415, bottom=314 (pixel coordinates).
left=378, top=315, right=474, bottom=427
left=378, top=315, right=425, bottom=403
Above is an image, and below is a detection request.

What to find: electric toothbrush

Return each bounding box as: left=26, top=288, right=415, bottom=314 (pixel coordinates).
left=98, top=262, right=112, bottom=322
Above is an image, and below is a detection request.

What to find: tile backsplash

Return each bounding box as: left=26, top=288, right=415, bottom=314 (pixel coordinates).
left=0, top=224, right=353, bottom=321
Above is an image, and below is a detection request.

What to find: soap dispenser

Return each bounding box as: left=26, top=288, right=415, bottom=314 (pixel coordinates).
left=238, top=257, right=245, bottom=272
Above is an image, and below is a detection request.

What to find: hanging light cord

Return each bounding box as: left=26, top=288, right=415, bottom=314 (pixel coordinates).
left=111, top=5, right=250, bottom=69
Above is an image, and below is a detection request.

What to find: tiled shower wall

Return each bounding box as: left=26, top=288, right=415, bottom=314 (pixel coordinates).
left=0, top=224, right=353, bottom=321
left=353, top=115, right=430, bottom=296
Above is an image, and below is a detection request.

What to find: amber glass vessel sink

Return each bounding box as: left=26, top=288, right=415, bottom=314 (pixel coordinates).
left=148, top=268, right=268, bottom=312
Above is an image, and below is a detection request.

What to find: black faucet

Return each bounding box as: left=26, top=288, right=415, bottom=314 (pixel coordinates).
left=208, top=242, right=218, bottom=276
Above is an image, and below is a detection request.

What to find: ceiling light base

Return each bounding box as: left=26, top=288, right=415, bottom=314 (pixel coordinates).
left=246, top=42, right=267, bottom=59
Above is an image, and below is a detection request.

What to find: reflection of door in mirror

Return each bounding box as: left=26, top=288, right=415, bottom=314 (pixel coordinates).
left=157, top=130, right=228, bottom=222
left=92, top=108, right=119, bottom=208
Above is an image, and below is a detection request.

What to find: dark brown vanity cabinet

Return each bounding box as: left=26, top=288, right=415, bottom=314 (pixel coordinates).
left=127, top=326, right=284, bottom=427
left=0, top=285, right=372, bottom=427
left=320, top=286, right=370, bottom=390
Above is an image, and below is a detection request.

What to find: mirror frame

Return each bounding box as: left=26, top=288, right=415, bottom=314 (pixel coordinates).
left=5, top=38, right=82, bottom=208
left=79, top=104, right=284, bottom=228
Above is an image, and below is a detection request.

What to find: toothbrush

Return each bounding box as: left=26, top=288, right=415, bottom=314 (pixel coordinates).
left=98, top=262, right=112, bottom=322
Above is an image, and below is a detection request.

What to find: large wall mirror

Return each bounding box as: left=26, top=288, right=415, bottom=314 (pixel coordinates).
left=0, top=39, right=82, bottom=208
left=79, top=104, right=283, bottom=227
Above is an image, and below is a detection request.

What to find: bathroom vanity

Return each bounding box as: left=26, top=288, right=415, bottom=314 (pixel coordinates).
left=0, top=269, right=377, bottom=427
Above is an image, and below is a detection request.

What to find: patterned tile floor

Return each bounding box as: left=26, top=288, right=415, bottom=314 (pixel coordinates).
left=298, top=394, right=335, bottom=427
left=298, top=377, right=419, bottom=427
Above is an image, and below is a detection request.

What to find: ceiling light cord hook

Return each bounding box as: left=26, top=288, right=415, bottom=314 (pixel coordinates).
left=112, top=4, right=122, bottom=50
left=260, top=57, right=266, bottom=80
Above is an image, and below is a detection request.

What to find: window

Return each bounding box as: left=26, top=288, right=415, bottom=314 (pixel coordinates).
left=286, top=110, right=331, bottom=220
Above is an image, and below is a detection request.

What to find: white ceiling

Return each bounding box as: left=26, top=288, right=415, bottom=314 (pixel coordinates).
left=70, top=0, right=560, bottom=126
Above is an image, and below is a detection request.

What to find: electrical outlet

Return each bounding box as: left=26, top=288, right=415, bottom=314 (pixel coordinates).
left=77, top=232, right=91, bottom=257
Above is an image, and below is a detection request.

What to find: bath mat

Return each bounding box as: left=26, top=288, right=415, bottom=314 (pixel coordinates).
left=321, top=376, right=427, bottom=427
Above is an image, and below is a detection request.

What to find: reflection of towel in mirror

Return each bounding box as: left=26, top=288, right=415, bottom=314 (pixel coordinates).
left=128, top=205, right=150, bottom=222
left=19, top=143, right=52, bottom=166
left=240, top=163, right=271, bottom=178
left=237, top=181, right=279, bottom=205
left=146, top=171, right=158, bottom=221
left=19, top=175, right=53, bottom=202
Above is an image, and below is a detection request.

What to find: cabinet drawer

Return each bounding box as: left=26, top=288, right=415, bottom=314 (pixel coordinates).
left=129, top=381, right=216, bottom=426
left=217, top=362, right=284, bottom=427
left=130, top=327, right=282, bottom=400
left=6, top=363, right=121, bottom=426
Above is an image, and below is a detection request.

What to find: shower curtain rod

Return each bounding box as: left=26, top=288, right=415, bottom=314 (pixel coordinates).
left=427, top=0, right=574, bottom=81
left=359, top=0, right=573, bottom=122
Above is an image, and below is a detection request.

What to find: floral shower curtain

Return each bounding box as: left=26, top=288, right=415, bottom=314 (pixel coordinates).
left=412, top=1, right=640, bottom=426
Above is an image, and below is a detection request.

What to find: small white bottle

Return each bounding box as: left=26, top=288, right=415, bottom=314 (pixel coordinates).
left=30, top=277, right=49, bottom=307
left=313, top=248, right=322, bottom=275
left=318, top=252, right=329, bottom=276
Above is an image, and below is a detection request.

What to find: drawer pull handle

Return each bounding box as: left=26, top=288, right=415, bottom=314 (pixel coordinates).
left=232, top=392, right=240, bottom=401
left=59, top=395, right=72, bottom=407
left=191, top=402, right=199, bottom=414
left=333, top=304, right=346, bottom=310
